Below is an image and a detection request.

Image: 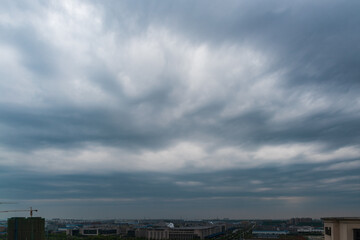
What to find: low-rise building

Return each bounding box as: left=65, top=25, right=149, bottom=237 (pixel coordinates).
left=134, top=225, right=224, bottom=240
left=66, top=227, right=119, bottom=236
left=296, top=226, right=323, bottom=234
left=252, top=230, right=289, bottom=238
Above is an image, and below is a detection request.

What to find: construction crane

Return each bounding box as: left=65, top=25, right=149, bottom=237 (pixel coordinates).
left=0, top=207, right=38, bottom=217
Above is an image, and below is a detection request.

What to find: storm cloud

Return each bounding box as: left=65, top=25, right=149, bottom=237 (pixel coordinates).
left=0, top=0, right=359, bottom=218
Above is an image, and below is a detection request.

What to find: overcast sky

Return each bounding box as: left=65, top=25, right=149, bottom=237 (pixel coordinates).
left=1, top=0, right=360, bottom=219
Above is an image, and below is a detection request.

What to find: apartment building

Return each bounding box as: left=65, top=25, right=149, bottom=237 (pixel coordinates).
left=322, top=217, right=360, bottom=240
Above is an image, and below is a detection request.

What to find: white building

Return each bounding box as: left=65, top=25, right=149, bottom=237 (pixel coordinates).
left=322, top=217, right=360, bottom=240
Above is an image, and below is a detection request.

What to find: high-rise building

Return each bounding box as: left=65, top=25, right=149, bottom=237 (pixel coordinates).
left=7, top=217, right=45, bottom=240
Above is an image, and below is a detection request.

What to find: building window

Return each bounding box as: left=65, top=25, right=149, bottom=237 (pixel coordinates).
left=354, top=229, right=360, bottom=240
left=325, top=227, right=331, bottom=236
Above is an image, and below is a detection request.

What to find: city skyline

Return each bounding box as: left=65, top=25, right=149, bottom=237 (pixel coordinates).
left=0, top=0, right=360, bottom=219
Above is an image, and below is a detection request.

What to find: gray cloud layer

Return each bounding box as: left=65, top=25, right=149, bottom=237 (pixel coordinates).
left=0, top=0, right=359, bottom=218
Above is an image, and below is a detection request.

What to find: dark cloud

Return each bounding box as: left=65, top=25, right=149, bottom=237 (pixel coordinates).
left=0, top=0, right=359, bottom=218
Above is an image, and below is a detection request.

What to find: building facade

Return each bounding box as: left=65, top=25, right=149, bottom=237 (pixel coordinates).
left=322, top=217, right=360, bottom=240
left=147, top=228, right=170, bottom=240
left=7, top=217, right=45, bottom=240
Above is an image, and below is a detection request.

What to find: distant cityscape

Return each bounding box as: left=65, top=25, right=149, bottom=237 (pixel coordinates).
left=1, top=216, right=359, bottom=240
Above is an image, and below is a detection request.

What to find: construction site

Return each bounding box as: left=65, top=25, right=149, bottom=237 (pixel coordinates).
left=0, top=204, right=45, bottom=240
